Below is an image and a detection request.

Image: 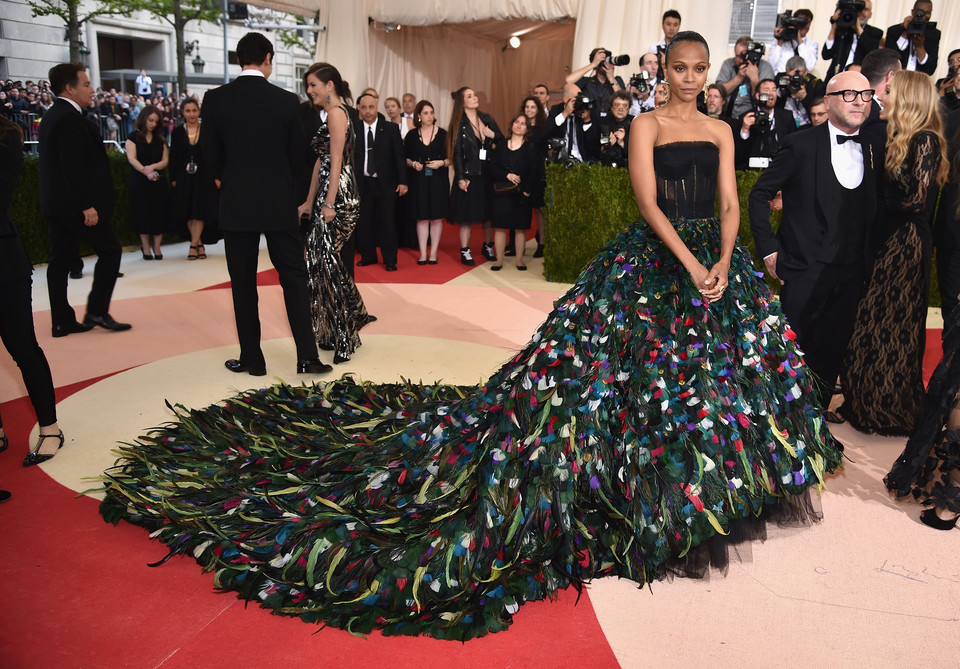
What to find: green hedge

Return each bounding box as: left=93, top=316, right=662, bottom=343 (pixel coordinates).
left=12, top=150, right=142, bottom=264
left=542, top=163, right=941, bottom=307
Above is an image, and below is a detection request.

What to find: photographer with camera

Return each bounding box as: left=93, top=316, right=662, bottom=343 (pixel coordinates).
left=600, top=91, right=632, bottom=168
left=648, top=10, right=681, bottom=73
left=717, top=36, right=776, bottom=121
left=769, top=9, right=818, bottom=74
left=546, top=83, right=601, bottom=164
left=735, top=78, right=795, bottom=169
left=627, top=53, right=661, bottom=115
left=939, top=50, right=960, bottom=112
left=565, top=47, right=627, bottom=118
left=822, top=0, right=881, bottom=81
left=885, top=0, right=940, bottom=75
left=775, top=55, right=826, bottom=129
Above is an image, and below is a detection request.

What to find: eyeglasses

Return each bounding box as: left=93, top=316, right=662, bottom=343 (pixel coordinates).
left=826, top=89, right=875, bottom=103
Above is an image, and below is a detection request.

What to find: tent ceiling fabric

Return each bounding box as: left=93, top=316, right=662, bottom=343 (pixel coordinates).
left=242, top=0, right=577, bottom=22
left=444, top=18, right=576, bottom=43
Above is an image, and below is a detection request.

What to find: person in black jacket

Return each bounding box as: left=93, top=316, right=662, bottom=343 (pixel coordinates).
left=735, top=79, right=797, bottom=169
left=0, top=115, right=66, bottom=468
left=822, top=0, right=882, bottom=81
left=490, top=113, right=544, bottom=271
left=201, top=33, right=329, bottom=376
left=599, top=90, right=632, bottom=167
left=545, top=83, right=601, bottom=164
left=353, top=92, right=408, bottom=271
left=884, top=0, right=941, bottom=75
left=447, top=86, right=503, bottom=265
left=39, top=62, right=129, bottom=337
left=936, top=109, right=960, bottom=318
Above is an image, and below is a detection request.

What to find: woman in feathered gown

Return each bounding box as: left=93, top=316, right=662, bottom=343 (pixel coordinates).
left=297, top=64, right=371, bottom=364
left=100, top=34, right=842, bottom=640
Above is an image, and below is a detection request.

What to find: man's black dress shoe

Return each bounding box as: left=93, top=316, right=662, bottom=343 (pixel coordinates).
left=0, top=489, right=10, bottom=504
left=297, top=359, right=333, bottom=374
left=52, top=321, right=94, bottom=338
left=386, top=264, right=398, bottom=271
left=224, top=359, right=267, bottom=376
left=69, top=270, right=83, bottom=279
left=83, top=314, right=132, bottom=331
left=357, top=259, right=377, bottom=267
left=319, top=344, right=335, bottom=351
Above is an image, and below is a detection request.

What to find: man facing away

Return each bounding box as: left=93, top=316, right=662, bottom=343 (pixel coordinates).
left=749, top=70, right=884, bottom=404
left=39, top=62, right=130, bottom=337
left=200, top=32, right=330, bottom=376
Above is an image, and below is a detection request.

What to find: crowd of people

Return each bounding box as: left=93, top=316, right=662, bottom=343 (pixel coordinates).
left=1, top=5, right=958, bottom=625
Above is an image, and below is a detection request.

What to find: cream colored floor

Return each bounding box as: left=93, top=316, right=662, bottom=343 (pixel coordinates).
left=3, top=240, right=958, bottom=668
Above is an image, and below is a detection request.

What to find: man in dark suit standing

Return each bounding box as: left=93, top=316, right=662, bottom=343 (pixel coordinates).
left=749, top=70, right=883, bottom=403
left=201, top=33, right=329, bottom=376
left=734, top=78, right=797, bottom=169
left=354, top=92, right=407, bottom=271
left=545, top=83, right=602, bottom=163
left=821, top=0, right=882, bottom=81
left=40, top=62, right=129, bottom=337
left=885, top=0, right=941, bottom=75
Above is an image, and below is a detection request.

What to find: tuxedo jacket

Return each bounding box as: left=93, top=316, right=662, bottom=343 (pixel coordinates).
left=352, top=118, right=406, bottom=195
left=749, top=122, right=883, bottom=278
left=734, top=107, right=797, bottom=168
left=546, top=103, right=601, bottom=162
left=884, top=21, right=941, bottom=76
left=821, top=24, right=882, bottom=81
left=935, top=109, right=960, bottom=250
left=200, top=75, right=304, bottom=232
left=38, top=98, right=115, bottom=219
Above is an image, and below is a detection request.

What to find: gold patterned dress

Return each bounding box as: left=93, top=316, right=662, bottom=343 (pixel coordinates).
left=305, top=104, right=371, bottom=362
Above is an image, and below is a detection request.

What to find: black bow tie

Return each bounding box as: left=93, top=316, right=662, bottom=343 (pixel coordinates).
left=836, top=134, right=863, bottom=145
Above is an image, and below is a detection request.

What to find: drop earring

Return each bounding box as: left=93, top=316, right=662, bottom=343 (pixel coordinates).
left=326, top=94, right=332, bottom=104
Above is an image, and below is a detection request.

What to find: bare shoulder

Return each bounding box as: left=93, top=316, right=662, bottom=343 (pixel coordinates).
left=704, top=115, right=733, bottom=146
left=630, top=112, right=659, bottom=142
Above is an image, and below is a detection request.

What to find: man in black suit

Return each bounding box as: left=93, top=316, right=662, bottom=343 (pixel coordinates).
left=885, top=0, right=941, bottom=75
left=201, top=33, right=329, bottom=376
left=39, top=62, right=129, bottom=337
left=545, top=83, right=601, bottom=163
left=859, top=48, right=902, bottom=143
left=935, top=108, right=960, bottom=318
left=735, top=79, right=796, bottom=169
left=749, top=70, right=883, bottom=403
left=821, top=0, right=882, bottom=81
left=353, top=92, right=407, bottom=271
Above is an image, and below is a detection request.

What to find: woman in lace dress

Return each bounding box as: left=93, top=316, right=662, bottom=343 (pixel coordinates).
left=837, top=71, right=949, bottom=435
left=297, top=63, right=371, bottom=364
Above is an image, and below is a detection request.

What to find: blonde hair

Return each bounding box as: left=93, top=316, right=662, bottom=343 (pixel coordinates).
left=885, top=70, right=949, bottom=187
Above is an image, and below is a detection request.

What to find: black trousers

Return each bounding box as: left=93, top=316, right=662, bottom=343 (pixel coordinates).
left=779, top=261, right=864, bottom=404
left=357, top=176, right=398, bottom=265
left=223, top=229, right=318, bottom=368
left=340, top=229, right=356, bottom=280
left=938, top=248, right=960, bottom=321
left=46, top=213, right=122, bottom=327
left=0, top=239, right=57, bottom=428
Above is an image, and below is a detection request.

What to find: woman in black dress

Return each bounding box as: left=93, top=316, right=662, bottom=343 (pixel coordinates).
left=447, top=87, right=502, bottom=265
left=520, top=95, right=548, bottom=257
left=125, top=105, right=169, bottom=260
left=170, top=98, right=216, bottom=260
left=490, top=113, right=543, bottom=271
left=405, top=100, right=449, bottom=264
left=0, top=115, right=64, bottom=469
left=837, top=71, right=949, bottom=435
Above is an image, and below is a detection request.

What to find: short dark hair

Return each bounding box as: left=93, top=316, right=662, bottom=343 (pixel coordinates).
left=663, top=10, right=681, bottom=22
left=861, top=48, right=902, bottom=86
left=48, top=62, right=86, bottom=96
left=612, top=90, right=631, bottom=104
left=795, top=9, right=813, bottom=22
left=735, top=36, right=753, bottom=49
left=664, top=31, right=710, bottom=66
left=356, top=92, right=377, bottom=106
left=235, top=32, right=273, bottom=67
left=756, top=78, right=777, bottom=92
left=533, top=83, right=548, bottom=93
left=809, top=96, right=825, bottom=108
left=588, top=47, right=608, bottom=62
left=707, top=83, right=727, bottom=101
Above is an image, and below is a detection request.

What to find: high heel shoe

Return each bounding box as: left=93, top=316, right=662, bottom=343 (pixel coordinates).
left=188, top=245, right=199, bottom=260
left=142, top=251, right=154, bottom=260
left=23, top=431, right=64, bottom=467
left=920, top=507, right=959, bottom=531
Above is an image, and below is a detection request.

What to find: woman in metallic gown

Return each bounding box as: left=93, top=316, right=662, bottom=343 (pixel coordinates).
left=298, top=63, right=372, bottom=364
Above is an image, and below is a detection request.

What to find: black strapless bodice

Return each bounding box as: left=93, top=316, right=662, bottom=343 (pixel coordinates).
left=653, top=141, right=719, bottom=219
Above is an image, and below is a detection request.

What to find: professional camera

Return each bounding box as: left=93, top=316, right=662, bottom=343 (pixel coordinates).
left=753, top=95, right=773, bottom=131
left=775, top=10, right=809, bottom=43
left=574, top=95, right=596, bottom=115
left=835, top=0, right=865, bottom=33
left=629, top=70, right=650, bottom=93
left=602, top=50, right=630, bottom=67
left=744, top=41, right=766, bottom=66
left=546, top=137, right=566, bottom=154
left=906, top=8, right=928, bottom=36
left=777, top=73, right=806, bottom=95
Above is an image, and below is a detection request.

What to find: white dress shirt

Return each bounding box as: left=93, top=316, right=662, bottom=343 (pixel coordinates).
left=768, top=37, right=819, bottom=73
left=896, top=35, right=929, bottom=70
left=363, top=118, right=378, bottom=176
left=827, top=120, right=864, bottom=189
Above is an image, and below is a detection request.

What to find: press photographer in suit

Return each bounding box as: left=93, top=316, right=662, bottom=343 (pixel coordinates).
left=735, top=78, right=796, bottom=169
left=749, top=70, right=884, bottom=402
left=39, top=62, right=129, bottom=337
left=822, top=0, right=882, bottom=81
left=201, top=32, right=329, bottom=376
left=885, top=0, right=940, bottom=75
left=353, top=92, right=407, bottom=271
left=546, top=83, right=601, bottom=163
